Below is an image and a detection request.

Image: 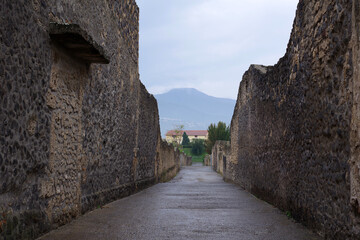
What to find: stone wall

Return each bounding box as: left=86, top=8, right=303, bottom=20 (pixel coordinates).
left=156, top=141, right=180, bottom=182
left=156, top=142, right=192, bottom=183
left=204, top=155, right=211, bottom=166
left=211, top=141, right=231, bottom=177
left=180, top=152, right=192, bottom=167
left=0, top=1, right=179, bottom=239
left=227, top=0, right=360, bottom=239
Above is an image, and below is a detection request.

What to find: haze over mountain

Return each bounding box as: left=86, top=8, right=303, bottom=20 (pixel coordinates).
left=155, top=88, right=236, bottom=137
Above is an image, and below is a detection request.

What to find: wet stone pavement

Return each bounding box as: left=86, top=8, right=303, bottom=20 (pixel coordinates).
left=38, top=164, right=320, bottom=240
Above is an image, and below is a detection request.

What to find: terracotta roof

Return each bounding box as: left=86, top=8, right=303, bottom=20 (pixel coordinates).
left=165, top=130, right=208, bottom=136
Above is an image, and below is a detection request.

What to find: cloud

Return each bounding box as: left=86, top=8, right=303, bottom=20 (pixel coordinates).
left=137, top=0, right=299, bottom=99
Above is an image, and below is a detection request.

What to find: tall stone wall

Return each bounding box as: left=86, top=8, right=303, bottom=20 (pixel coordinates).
left=0, top=1, right=179, bottom=239
left=228, top=0, right=360, bottom=238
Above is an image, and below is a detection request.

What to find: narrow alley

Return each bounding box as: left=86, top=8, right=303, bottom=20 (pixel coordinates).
left=38, top=165, right=320, bottom=240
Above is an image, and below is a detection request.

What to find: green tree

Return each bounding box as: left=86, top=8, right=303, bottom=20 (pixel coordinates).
left=205, top=121, right=230, bottom=154
left=191, top=139, right=205, bottom=156
left=181, top=132, right=190, bottom=146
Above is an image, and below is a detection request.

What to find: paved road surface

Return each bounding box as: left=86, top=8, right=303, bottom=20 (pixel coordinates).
left=38, top=164, right=320, bottom=240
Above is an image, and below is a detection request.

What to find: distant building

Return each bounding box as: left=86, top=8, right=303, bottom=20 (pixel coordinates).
left=165, top=130, right=208, bottom=143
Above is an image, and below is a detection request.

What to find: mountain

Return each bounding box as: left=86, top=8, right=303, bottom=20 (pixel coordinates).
left=154, top=88, right=236, bottom=137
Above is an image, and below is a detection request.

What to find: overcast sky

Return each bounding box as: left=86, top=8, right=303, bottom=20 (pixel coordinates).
left=136, top=0, right=299, bottom=99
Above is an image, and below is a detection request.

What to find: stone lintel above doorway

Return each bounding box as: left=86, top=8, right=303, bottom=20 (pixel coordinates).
left=49, top=23, right=110, bottom=64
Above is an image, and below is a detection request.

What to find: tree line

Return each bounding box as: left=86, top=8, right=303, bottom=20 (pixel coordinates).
left=180, top=121, right=230, bottom=156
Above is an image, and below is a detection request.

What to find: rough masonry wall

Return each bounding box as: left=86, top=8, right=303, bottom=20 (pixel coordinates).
left=228, top=0, right=360, bottom=239
left=156, top=140, right=192, bottom=183
left=180, top=152, right=192, bottom=167
left=204, top=155, right=211, bottom=166
left=1, top=1, right=53, bottom=238
left=157, top=141, right=181, bottom=182
left=0, top=1, right=179, bottom=239
left=211, top=141, right=230, bottom=177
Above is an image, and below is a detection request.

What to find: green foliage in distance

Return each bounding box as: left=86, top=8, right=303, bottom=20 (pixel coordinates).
left=181, top=146, right=207, bottom=163
left=191, top=139, right=205, bottom=156
left=181, top=132, right=190, bottom=146
left=205, top=121, right=230, bottom=154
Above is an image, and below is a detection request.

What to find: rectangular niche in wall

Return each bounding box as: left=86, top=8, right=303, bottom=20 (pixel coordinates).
left=42, top=23, right=109, bottom=225
left=49, top=23, right=110, bottom=64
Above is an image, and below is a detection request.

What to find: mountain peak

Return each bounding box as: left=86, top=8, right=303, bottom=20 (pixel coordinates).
left=166, top=88, right=204, bottom=95
left=155, top=88, right=236, bottom=137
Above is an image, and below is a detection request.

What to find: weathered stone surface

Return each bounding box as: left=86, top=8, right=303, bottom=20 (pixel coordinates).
left=156, top=141, right=181, bottom=182
left=204, top=155, right=211, bottom=166
left=0, top=1, right=180, bottom=239
left=180, top=152, right=192, bottom=167
left=212, top=141, right=231, bottom=178
left=226, top=1, right=360, bottom=239
left=49, top=23, right=110, bottom=64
